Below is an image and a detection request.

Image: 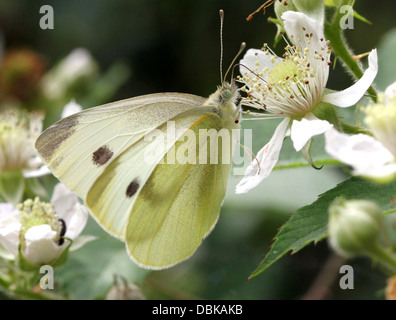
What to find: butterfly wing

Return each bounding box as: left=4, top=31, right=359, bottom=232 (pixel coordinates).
left=87, top=111, right=234, bottom=269
left=35, top=93, right=206, bottom=238
left=36, top=87, right=239, bottom=269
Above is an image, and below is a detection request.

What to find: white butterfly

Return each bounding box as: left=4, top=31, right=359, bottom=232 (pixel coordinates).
left=35, top=9, right=245, bottom=269
left=35, top=80, right=241, bottom=269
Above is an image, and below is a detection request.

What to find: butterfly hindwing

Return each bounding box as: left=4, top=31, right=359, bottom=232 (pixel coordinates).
left=124, top=113, right=234, bottom=269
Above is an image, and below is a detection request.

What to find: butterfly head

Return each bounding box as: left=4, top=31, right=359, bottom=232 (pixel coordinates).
left=219, top=80, right=239, bottom=104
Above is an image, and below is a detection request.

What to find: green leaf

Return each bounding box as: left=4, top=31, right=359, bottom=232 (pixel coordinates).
left=249, top=176, right=396, bottom=279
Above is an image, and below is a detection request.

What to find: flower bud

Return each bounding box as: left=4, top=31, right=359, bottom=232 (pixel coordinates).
left=328, top=198, right=384, bottom=258
left=40, top=48, right=97, bottom=100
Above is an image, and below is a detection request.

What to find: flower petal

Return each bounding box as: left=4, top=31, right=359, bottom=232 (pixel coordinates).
left=69, top=234, right=97, bottom=252
left=0, top=213, right=21, bottom=258
left=23, top=224, right=63, bottom=265
left=23, top=164, right=51, bottom=178
left=51, top=183, right=88, bottom=239
left=61, top=100, right=83, bottom=119
left=64, top=203, right=88, bottom=240
left=235, top=118, right=290, bottom=194
left=282, top=11, right=330, bottom=90
left=325, top=127, right=395, bottom=179
left=51, top=183, right=79, bottom=221
left=0, top=203, right=18, bottom=219
left=291, top=113, right=333, bottom=151
left=354, top=163, right=396, bottom=180
left=239, top=48, right=280, bottom=82
left=322, top=49, right=378, bottom=108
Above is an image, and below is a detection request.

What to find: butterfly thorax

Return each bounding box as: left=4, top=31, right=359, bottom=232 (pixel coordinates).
left=204, top=81, right=240, bottom=128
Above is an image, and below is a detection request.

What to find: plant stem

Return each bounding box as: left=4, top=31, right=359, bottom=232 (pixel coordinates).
left=369, top=244, right=396, bottom=274
left=324, top=5, right=378, bottom=103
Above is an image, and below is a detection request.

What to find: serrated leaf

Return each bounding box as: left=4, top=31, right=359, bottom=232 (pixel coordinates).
left=249, top=176, right=396, bottom=279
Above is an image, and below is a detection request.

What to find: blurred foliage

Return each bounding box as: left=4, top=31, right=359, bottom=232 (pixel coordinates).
left=0, top=0, right=395, bottom=300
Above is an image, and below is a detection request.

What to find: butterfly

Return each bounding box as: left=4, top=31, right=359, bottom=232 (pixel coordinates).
left=36, top=79, right=243, bottom=270
left=35, top=11, right=244, bottom=270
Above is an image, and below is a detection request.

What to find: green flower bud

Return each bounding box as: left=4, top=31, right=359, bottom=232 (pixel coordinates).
left=328, top=198, right=384, bottom=258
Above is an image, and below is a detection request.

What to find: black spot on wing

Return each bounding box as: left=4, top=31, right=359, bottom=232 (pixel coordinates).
left=92, top=145, right=113, bottom=166
left=126, top=178, right=140, bottom=198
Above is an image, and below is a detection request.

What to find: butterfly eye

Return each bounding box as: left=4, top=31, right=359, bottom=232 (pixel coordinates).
left=222, top=89, right=233, bottom=100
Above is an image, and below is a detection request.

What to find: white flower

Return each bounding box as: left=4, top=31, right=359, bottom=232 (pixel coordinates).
left=40, top=48, right=97, bottom=100
left=0, top=109, right=50, bottom=178
left=325, top=81, right=396, bottom=181
left=61, top=100, right=83, bottom=118
left=0, top=183, right=89, bottom=265
left=0, top=100, right=82, bottom=183
left=236, top=11, right=378, bottom=194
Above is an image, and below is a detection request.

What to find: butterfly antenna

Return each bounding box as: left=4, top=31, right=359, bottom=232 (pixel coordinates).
left=219, top=9, right=225, bottom=84
left=225, top=42, right=246, bottom=82
left=219, top=10, right=247, bottom=84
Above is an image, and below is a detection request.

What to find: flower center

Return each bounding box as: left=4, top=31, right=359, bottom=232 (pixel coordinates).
left=239, top=42, right=329, bottom=117
left=17, top=197, right=61, bottom=248
left=267, top=59, right=301, bottom=84
left=0, top=110, right=43, bottom=171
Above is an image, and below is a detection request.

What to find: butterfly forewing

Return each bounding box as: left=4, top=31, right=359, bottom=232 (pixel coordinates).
left=85, top=110, right=210, bottom=238
left=35, top=84, right=240, bottom=269
left=35, top=93, right=206, bottom=201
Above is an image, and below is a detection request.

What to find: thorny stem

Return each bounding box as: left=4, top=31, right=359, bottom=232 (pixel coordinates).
left=324, top=4, right=378, bottom=103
